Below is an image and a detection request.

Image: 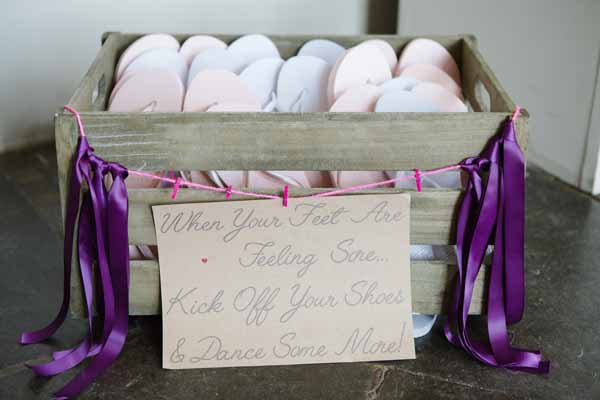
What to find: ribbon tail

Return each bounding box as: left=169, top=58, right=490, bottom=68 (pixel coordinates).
left=28, top=192, right=97, bottom=375
left=445, top=165, right=483, bottom=348
left=54, top=163, right=130, bottom=399
left=484, top=122, right=548, bottom=373
left=51, top=193, right=99, bottom=362
left=487, top=182, right=548, bottom=372
left=20, top=137, right=90, bottom=344
left=457, top=161, right=501, bottom=365
left=502, top=119, right=526, bottom=324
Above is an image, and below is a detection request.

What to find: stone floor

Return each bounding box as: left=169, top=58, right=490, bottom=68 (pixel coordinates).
left=0, top=144, right=598, bottom=399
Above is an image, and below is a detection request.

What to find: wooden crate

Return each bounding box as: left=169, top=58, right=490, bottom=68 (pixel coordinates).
left=56, top=32, right=527, bottom=317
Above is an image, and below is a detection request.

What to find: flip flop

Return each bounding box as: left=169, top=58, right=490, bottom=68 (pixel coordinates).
left=297, top=39, right=346, bottom=66
left=398, top=63, right=463, bottom=100
left=187, top=48, right=247, bottom=86
left=180, top=35, right=227, bottom=65
left=115, top=33, right=180, bottom=81
left=329, top=84, right=382, bottom=112
left=412, top=81, right=467, bottom=112
left=120, top=48, right=188, bottom=87
left=109, top=69, right=184, bottom=112
left=227, top=34, right=281, bottom=69
left=397, top=38, right=461, bottom=86
left=360, top=39, right=398, bottom=72
left=240, top=58, right=284, bottom=108
left=183, top=70, right=261, bottom=112
left=276, top=56, right=330, bottom=112
left=327, top=42, right=391, bottom=105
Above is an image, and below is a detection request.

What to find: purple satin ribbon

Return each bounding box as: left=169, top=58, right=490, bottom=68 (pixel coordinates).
left=20, top=136, right=130, bottom=398
left=444, top=117, right=549, bottom=373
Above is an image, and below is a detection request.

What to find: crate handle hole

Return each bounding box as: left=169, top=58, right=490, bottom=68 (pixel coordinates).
left=473, top=78, right=492, bottom=112
left=91, top=74, right=107, bottom=108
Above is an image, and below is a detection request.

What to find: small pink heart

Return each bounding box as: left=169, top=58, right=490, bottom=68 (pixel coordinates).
left=201, top=258, right=208, bottom=264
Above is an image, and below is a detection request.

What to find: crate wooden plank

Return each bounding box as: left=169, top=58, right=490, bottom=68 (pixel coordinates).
left=54, top=115, right=78, bottom=227
left=127, top=187, right=460, bottom=245
left=69, top=259, right=487, bottom=317
left=55, top=111, right=523, bottom=172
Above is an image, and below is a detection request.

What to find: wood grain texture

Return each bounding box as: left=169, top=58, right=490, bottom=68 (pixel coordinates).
left=55, top=112, right=524, bottom=171
left=69, top=259, right=487, bottom=317
left=54, top=115, right=78, bottom=228
left=127, top=188, right=460, bottom=245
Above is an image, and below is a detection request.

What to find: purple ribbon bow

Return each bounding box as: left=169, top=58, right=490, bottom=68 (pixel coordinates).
left=444, top=116, right=549, bottom=373
left=20, top=136, right=131, bottom=398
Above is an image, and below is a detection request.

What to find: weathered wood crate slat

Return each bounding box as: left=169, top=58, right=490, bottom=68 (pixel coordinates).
left=69, top=260, right=488, bottom=317
left=56, top=32, right=527, bottom=317
left=125, top=188, right=461, bottom=245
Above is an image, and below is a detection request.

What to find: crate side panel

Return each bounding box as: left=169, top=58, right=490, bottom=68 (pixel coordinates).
left=76, top=112, right=517, bottom=171
left=119, top=260, right=486, bottom=316
left=127, top=188, right=459, bottom=245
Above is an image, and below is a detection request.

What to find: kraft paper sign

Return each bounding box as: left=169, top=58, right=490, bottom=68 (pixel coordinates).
left=152, top=194, right=414, bottom=369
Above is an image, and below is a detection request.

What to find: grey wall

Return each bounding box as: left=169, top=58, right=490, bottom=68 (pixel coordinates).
left=399, top=0, right=600, bottom=192
left=1, top=0, right=396, bottom=153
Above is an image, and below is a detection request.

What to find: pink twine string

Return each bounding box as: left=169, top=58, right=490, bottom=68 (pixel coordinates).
left=512, top=105, right=521, bottom=121
left=310, top=165, right=461, bottom=198
left=64, top=105, right=86, bottom=137
left=63, top=105, right=525, bottom=203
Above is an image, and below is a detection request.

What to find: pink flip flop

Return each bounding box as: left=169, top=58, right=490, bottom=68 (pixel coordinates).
left=360, top=39, right=398, bottom=72
left=109, top=69, right=184, bottom=112
left=179, top=35, right=227, bottom=65
left=119, top=48, right=188, bottom=88
left=397, top=38, right=461, bottom=86
left=413, top=82, right=467, bottom=112
left=327, top=43, right=391, bottom=105
left=183, top=70, right=261, bottom=112
left=115, top=33, right=180, bottom=81
left=329, top=84, right=383, bottom=112
left=398, top=63, right=463, bottom=100
left=217, top=171, right=248, bottom=188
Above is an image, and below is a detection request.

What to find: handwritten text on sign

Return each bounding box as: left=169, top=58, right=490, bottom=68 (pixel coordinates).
left=152, top=194, right=414, bottom=369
